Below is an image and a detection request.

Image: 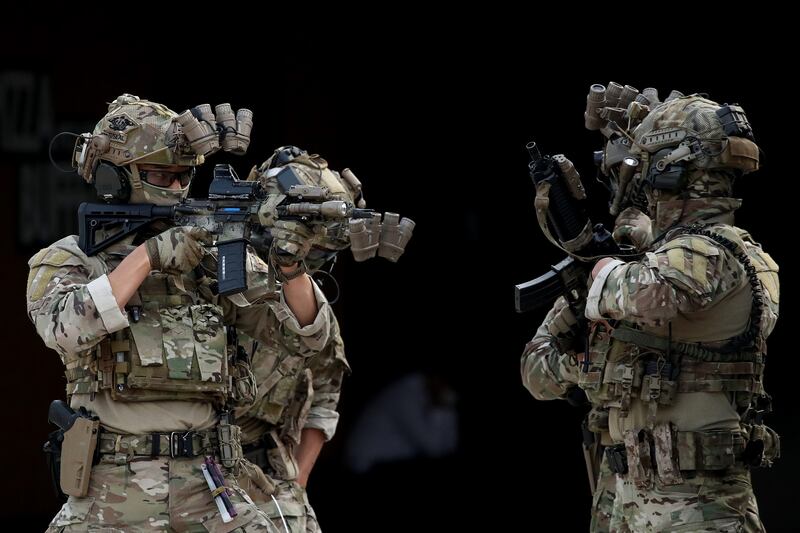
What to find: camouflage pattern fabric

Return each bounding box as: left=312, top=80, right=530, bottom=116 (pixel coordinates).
left=526, top=339, right=765, bottom=533
left=46, top=456, right=280, bottom=532
left=236, top=464, right=321, bottom=533
left=653, top=196, right=741, bottom=236
left=611, top=207, right=654, bottom=252
left=249, top=149, right=361, bottom=269
left=592, top=231, right=732, bottom=329
left=27, top=236, right=120, bottom=360
left=631, top=96, right=759, bottom=175
left=592, top=199, right=779, bottom=335
left=26, top=235, right=331, bottom=379
left=522, top=196, right=779, bottom=531
left=28, top=232, right=332, bottom=529
left=608, top=466, right=763, bottom=532
left=236, top=311, right=348, bottom=443
left=249, top=150, right=359, bottom=209
left=233, top=314, right=348, bottom=532
left=145, top=226, right=214, bottom=276
left=520, top=295, right=581, bottom=401
left=90, top=94, right=201, bottom=169
left=270, top=221, right=327, bottom=266
left=81, top=94, right=203, bottom=206
left=590, top=454, right=616, bottom=533
left=520, top=208, right=658, bottom=403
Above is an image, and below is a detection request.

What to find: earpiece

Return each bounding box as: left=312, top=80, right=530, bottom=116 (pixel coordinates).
left=92, top=162, right=131, bottom=202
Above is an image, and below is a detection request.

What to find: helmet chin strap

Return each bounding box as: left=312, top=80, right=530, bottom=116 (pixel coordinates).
left=129, top=163, right=144, bottom=192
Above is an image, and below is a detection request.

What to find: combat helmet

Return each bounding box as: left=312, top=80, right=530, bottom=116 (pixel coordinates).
left=248, top=146, right=367, bottom=271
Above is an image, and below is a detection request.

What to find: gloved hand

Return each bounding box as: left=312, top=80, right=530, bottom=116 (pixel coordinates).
left=547, top=300, right=581, bottom=339
left=270, top=220, right=327, bottom=267
left=612, top=207, right=653, bottom=251
left=547, top=298, right=586, bottom=354
left=145, top=226, right=212, bottom=275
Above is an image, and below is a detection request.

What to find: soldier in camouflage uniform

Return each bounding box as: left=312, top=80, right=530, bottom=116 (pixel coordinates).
left=232, top=147, right=359, bottom=533
left=27, top=95, right=334, bottom=532
left=522, top=89, right=780, bottom=532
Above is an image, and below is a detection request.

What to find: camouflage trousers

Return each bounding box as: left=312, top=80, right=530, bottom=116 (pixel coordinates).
left=589, top=454, right=764, bottom=532
left=46, top=456, right=280, bottom=532
left=236, top=460, right=321, bottom=533
left=590, top=453, right=616, bottom=532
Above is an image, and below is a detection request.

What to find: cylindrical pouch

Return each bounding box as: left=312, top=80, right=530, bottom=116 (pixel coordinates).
left=217, top=420, right=244, bottom=470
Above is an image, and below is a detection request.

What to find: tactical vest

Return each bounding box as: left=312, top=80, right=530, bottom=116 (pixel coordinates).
left=233, top=331, right=321, bottom=482
left=237, top=331, right=315, bottom=443
left=65, top=241, right=233, bottom=405
left=579, top=223, right=779, bottom=424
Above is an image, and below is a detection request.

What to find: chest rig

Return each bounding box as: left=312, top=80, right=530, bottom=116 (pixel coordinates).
left=66, top=242, right=234, bottom=405
left=239, top=330, right=316, bottom=439
left=235, top=330, right=319, bottom=482
left=579, top=224, right=780, bottom=483
left=579, top=223, right=776, bottom=424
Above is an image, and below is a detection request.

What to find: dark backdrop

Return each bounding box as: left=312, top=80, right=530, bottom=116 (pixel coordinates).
left=2, top=21, right=796, bottom=532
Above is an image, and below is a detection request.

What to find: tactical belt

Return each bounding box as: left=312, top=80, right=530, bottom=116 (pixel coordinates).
left=595, top=356, right=764, bottom=405
left=98, top=429, right=222, bottom=459
left=605, top=428, right=750, bottom=475
left=241, top=433, right=279, bottom=470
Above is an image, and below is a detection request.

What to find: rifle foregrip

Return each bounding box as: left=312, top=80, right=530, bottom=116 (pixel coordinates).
left=216, top=240, right=248, bottom=296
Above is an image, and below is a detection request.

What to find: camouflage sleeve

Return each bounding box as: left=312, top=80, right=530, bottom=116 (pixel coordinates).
left=222, top=252, right=332, bottom=355
left=304, top=311, right=349, bottom=441
left=521, top=297, right=581, bottom=401
left=26, top=244, right=129, bottom=359
left=586, top=234, right=734, bottom=327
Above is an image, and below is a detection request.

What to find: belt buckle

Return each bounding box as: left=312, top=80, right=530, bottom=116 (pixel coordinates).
left=170, top=431, right=195, bottom=458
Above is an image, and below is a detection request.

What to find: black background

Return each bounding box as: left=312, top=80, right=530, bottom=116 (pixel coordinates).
left=2, top=19, right=797, bottom=532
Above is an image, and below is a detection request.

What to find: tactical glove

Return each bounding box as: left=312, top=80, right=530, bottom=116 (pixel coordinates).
left=612, top=207, right=653, bottom=252
left=145, top=226, right=213, bottom=276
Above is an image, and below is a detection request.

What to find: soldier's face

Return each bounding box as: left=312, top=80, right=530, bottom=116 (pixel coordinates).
left=139, top=164, right=194, bottom=190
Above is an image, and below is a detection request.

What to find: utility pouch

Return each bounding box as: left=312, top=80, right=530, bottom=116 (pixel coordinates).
left=265, top=430, right=299, bottom=481
left=217, top=417, right=243, bottom=470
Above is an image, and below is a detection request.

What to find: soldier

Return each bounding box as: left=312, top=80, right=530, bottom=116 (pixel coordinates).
left=232, top=147, right=361, bottom=533
left=28, top=95, right=334, bottom=531
left=521, top=88, right=780, bottom=532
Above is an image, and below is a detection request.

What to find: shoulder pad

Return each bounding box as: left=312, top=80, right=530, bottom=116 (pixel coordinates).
left=28, top=236, right=88, bottom=269
left=726, top=226, right=778, bottom=273
left=751, top=249, right=779, bottom=273
left=657, top=235, right=720, bottom=257
left=27, top=236, right=101, bottom=302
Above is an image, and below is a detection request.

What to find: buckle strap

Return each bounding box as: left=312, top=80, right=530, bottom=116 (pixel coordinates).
left=152, top=431, right=161, bottom=457
left=170, top=431, right=194, bottom=458
left=98, top=429, right=218, bottom=458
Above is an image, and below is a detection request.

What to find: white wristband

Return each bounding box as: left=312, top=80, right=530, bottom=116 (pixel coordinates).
left=86, top=275, right=130, bottom=333
left=585, top=259, right=625, bottom=320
